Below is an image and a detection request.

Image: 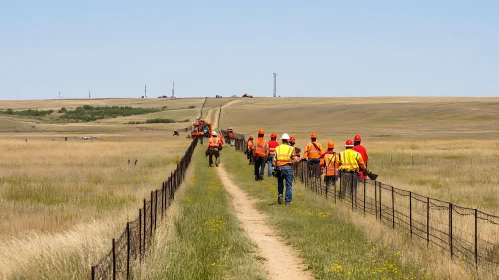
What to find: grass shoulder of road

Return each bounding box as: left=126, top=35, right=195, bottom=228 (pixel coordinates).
left=223, top=147, right=432, bottom=279
left=136, top=147, right=266, bottom=279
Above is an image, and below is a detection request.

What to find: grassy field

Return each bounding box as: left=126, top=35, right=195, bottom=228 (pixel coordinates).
left=222, top=148, right=439, bottom=279
left=136, top=148, right=266, bottom=279
left=220, top=97, right=499, bottom=214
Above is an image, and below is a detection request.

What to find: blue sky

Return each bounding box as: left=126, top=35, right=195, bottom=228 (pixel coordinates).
left=1, top=0, right=498, bottom=99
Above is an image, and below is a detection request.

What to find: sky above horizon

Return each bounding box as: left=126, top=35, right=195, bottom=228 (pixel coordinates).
left=1, top=0, right=498, bottom=100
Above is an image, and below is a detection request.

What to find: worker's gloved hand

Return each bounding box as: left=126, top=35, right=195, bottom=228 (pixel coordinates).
left=205, top=152, right=208, bottom=157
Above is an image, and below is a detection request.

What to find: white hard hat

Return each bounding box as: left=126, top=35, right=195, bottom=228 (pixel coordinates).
left=212, top=131, right=217, bottom=136
left=280, top=133, right=290, bottom=140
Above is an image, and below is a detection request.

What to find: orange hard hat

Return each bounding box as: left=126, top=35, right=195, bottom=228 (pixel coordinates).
left=345, top=140, right=354, bottom=147
left=354, top=134, right=361, bottom=142
left=271, top=133, right=277, bottom=139
left=249, top=135, right=253, bottom=140
left=289, top=136, right=296, bottom=142
left=327, top=141, right=335, bottom=149
left=310, top=132, right=318, bottom=138
left=258, top=128, right=264, bottom=135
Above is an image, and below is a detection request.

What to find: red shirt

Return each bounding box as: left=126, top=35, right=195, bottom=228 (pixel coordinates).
left=353, top=145, right=368, bottom=163
left=268, top=140, right=280, bottom=155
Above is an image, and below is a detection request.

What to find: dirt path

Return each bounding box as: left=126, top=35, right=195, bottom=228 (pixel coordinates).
left=216, top=167, right=314, bottom=280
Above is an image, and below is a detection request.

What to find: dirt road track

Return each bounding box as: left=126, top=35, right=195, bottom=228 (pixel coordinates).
left=216, top=167, right=314, bottom=280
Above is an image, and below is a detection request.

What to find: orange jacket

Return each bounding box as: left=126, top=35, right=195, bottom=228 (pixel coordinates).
left=247, top=140, right=253, bottom=150
left=303, top=142, right=323, bottom=159
left=206, top=137, right=222, bottom=151
left=253, top=137, right=268, bottom=157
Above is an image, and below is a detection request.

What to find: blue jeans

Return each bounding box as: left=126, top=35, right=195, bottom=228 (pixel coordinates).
left=267, top=155, right=274, bottom=176
left=277, top=165, right=293, bottom=204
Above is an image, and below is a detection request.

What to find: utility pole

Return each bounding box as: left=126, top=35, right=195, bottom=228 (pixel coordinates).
left=172, top=81, right=175, bottom=98
left=144, top=84, right=147, bottom=98
left=59, top=92, right=61, bottom=99
left=89, top=91, right=91, bottom=99
left=273, top=73, right=277, bottom=97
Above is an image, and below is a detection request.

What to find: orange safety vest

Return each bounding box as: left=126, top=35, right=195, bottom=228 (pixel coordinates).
left=208, top=137, right=220, bottom=148
left=324, top=153, right=339, bottom=176
left=253, top=138, right=267, bottom=157
left=247, top=140, right=253, bottom=150
left=275, top=144, right=295, bottom=166
left=339, top=149, right=361, bottom=171
left=304, top=142, right=323, bottom=159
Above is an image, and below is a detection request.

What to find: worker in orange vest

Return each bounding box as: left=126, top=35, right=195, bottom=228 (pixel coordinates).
left=253, top=128, right=269, bottom=181
left=320, top=141, right=339, bottom=195
left=246, top=136, right=254, bottom=165
left=339, top=139, right=368, bottom=201
left=352, top=134, right=369, bottom=180
left=267, top=133, right=280, bottom=177
left=289, top=136, right=301, bottom=161
left=303, top=132, right=323, bottom=178
left=206, top=131, right=223, bottom=167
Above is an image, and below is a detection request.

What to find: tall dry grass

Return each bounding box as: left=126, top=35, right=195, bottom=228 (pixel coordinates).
left=0, top=136, right=190, bottom=278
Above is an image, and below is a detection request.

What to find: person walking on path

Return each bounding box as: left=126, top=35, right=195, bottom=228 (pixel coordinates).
left=303, top=132, right=323, bottom=178
left=339, top=139, right=368, bottom=201
left=353, top=134, right=369, bottom=180
left=206, top=131, right=223, bottom=167
left=272, top=133, right=297, bottom=205
left=320, top=141, right=339, bottom=196
left=253, top=129, right=269, bottom=181
left=267, top=133, right=280, bottom=177
left=246, top=135, right=254, bottom=165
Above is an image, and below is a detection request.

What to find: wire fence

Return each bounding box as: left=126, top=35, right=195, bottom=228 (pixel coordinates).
left=91, top=137, right=198, bottom=280
left=227, top=134, right=499, bottom=270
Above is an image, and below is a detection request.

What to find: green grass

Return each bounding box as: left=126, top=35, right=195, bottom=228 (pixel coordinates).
left=137, top=148, right=266, bottom=279
left=222, top=147, right=432, bottom=279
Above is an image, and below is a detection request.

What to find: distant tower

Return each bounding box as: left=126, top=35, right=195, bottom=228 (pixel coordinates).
left=144, top=84, right=147, bottom=98
left=89, top=91, right=91, bottom=99
left=273, top=73, right=277, bottom=97
left=59, top=92, right=61, bottom=99
left=172, top=81, right=175, bottom=98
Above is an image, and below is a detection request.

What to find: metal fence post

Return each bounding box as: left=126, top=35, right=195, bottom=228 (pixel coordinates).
left=112, top=238, right=116, bottom=280
left=426, top=197, right=430, bottom=247
left=155, top=190, right=158, bottom=230
left=91, top=266, right=95, bottom=280
left=449, top=203, right=453, bottom=258
left=126, top=222, right=130, bottom=279
left=474, top=209, right=478, bottom=268
left=392, top=186, right=395, bottom=229
left=143, top=199, right=146, bottom=252
left=161, top=182, right=165, bottom=217
left=363, top=179, right=366, bottom=215
left=375, top=181, right=378, bottom=219
left=410, top=192, right=413, bottom=237
left=150, top=191, right=153, bottom=240
left=379, top=183, right=382, bottom=221
left=351, top=173, right=354, bottom=211
left=139, top=209, right=142, bottom=260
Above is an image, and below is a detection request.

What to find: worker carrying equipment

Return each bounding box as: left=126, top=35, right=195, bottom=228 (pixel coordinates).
left=206, top=131, right=223, bottom=167
left=267, top=132, right=280, bottom=177
left=246, top=136, right=254, bottom=165
left=253, top=128, right=269, bottom=181
left=320, top=140, right=339, bottom=195
left=339, top=139, right=368, bottom=201
left=272, top=133, right=296, bottom=205
left=352, top=134, right=369, bottom=180
left=303, top=132, right=323, bottom=178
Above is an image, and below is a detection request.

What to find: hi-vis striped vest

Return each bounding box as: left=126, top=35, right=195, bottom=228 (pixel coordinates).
left=339, top=149, right=361, bottom=171
left=253, top=138, right=267, bottom=157
left=275, top=144, right=294, bottom=166
left=208, top=137, right=219, bottom=148
left=325, top=153, right=339, bottom=176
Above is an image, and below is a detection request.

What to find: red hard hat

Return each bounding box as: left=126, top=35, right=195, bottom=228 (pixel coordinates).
left=289, top=136, right=296, bottom=142
left=271, top=133, right=277, bottom=139
left=354, top=134, right=361, bottom=142
left=345, top=139, right=353, bottom=147
left=249, top=135, right=253, bottom=140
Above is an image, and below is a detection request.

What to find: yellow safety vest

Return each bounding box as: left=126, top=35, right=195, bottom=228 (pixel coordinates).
left=275, top=144, right=294, bottom=166
left=339, top=149, right=360, bottom=171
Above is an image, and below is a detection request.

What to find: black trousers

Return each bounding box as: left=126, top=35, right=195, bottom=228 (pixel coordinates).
left=254, top=156, right=266, bottom=178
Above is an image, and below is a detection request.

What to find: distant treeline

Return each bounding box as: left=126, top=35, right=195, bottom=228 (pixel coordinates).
left=127, top=118, right=190, bottom=124
left=59, top=105, right=160, bottom=122
left=0, top=108, right=53, bottom=116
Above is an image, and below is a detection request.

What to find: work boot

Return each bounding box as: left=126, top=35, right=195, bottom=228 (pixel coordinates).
left=277, top=195, right=283, bottom=205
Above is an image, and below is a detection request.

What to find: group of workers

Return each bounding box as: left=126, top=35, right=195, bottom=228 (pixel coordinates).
left=245, top=130, right=370, bottom=205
